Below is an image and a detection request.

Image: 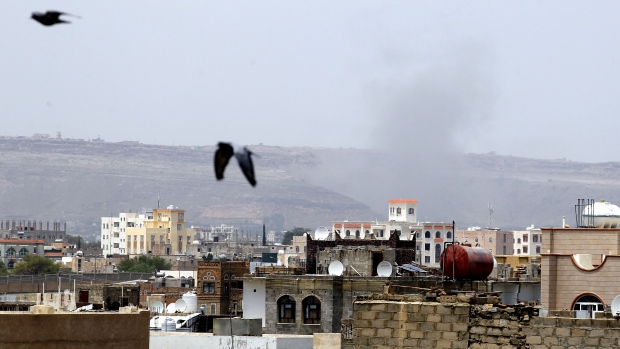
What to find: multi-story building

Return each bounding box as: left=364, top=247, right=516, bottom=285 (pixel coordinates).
left=455, top=228, right=515, bottom=256
left=101, top=212, right=146, bottom=256
left=0, top=220, right=66, bottom=245
left=332, top=199, right=453, bottom=268
left=513, top=225, right=542, bottom=256
left=102, top=206, right=194, bottom=256
left=125, top=206, right=194, bottom=256
left=0, top=239, right=45, bottom=269
left=197, top=260, right=248, bottom=316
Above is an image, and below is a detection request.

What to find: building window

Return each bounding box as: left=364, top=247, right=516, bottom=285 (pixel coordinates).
left=295, top=246, right=300, bottom=253
left=435, top=231, right=441, bottom=238
left=517, top=249, right=521, bottom=254
left=523, top=246, right=528, bottom=253
left=425, top=231, right=430, bottom=238
left=415, top=232, right=420, bottom=238
left=502, top=246, right=506, bottom=255
left=345, top=230, right=350, bottom=236
left=447, top=231, right=452, bottom=239
left=396, top=208, right=401, bottom=214
left=179, top=213, right=184, bottom=220
left=474, top=237, right=478, bottom=242
left=210, top=304, right=216, bottom=314
left=503, top=234, right=506, bottom=243
left=532, top=234, right=539, bottom=242
left=573, top=294, right=604, bottom=319
left=424, top=256, right=430, bottom=263
left=302, top=296, right=321, bottom=324
left=364, top=230, right=369, bottom=236
left=425, top=243, right=430, bottom=251
left=19, top=248, right=28, bottom=257
left=434, top=244, right=441, bottom=263
left=203, top=282, right=215, bottom=294
left=355, top=230, right=360, bottom=238
left=408, top=208, right=414, bottom=214
left=517, top=238, right=521, bottom=244
left=177, top=224, right=182, bottom=231
left=278, top=296, right=296, bottom=324
left=523, top=235, right=528, bottom=243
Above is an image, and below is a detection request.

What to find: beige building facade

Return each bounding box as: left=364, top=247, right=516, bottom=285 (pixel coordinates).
left=541, top=227, right=620, bottom=318
left=455, top=229, right=514, bottom=256
left=126, top=207, right=194, bottom=256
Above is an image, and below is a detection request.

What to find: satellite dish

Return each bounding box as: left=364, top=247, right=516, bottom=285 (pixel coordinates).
left=314, top=226, right=329, bottom=240
left=151, top=301, right=164, bottom=313
left=175, top=299, right=187, bottom=313
left=377, top=261, right=392, bottom=277
left=612, top=295, right=620, bottom=316
left=166, top=302, right=176, bottom=313
left=328, top=260, right=344, bottom=276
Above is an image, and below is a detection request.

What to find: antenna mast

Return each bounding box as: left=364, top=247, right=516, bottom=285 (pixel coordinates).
left=157, top=194, right=160, bottom=209
left=488, top=201, right=494, bottom=229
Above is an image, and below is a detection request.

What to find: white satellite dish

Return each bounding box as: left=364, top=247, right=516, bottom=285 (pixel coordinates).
left=166, top=302, right=176, bottom=314
left=377, top=261, right=393, bottom=277
left=611, top=295, right=620, bottom=316
left=328, top=260, right=344, bottom=276
left=151, top=301, right=164, bottom=313
left=175, top=299, right=187, bottom=313
left=314, top=226, right=329, bottom=240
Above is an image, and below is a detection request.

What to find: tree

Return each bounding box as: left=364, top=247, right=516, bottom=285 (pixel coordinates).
left=202, top=253, right=213, bottom=261
left=281, top=227, right=310, bottom=245
left=12, top=254, right=60, bottom=275
left=116, top=255, right=172, bottom=273
left=0, top=261, right=9, bottom=276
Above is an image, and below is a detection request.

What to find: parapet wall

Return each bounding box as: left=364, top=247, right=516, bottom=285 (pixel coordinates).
left=353, top=295, right=620, bottom=349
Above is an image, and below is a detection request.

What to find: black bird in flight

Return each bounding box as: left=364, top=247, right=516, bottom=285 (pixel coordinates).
left=31, top=11, right=79, bottom=26
left=214, top=142, right=257, bottom=187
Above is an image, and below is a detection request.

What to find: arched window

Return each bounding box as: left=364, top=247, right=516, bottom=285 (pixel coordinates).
left=355, top=230, right=360, bottom=238
left=446, top=231, right=452, bottom=239
left=396, top=208, right=401, bottom=214
left=435, top=244, right=441, bottom=263
left=573, top=294, right=604, bottom=319
left=278, top=296, right=296, bottom=323
left=435, top=231, right=441, bottom=238
left=19, top=248, right=28, bottom=256
left=302, top=296, right=321, bottom=324
left=345, top=230, right=350, bottom=236
left=425, top=231, right=431, bottom=238
left=364, top=230, right=369, bottom=236
left=408, top=208, right=414, bottom=214
left=6, top=248, right=16, bottom=257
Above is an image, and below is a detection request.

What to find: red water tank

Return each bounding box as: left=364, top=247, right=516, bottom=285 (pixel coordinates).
left=440, top=244, right=494, bottom=280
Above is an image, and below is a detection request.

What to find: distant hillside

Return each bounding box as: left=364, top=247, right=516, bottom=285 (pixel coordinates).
left=0, top=137, right=619, bottom=237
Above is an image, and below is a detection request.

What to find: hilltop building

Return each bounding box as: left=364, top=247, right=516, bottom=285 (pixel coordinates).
left=0, top=239, right=45, bottom=269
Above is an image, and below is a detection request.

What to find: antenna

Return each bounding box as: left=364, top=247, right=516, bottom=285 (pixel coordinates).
left=157, top=194, right=160, bottom=209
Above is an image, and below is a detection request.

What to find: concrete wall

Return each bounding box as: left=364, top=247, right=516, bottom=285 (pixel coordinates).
left=0, top=311, right=149, bottom=349
left=243, top=278, right=266, bottom=326
left=150, top=332, right=313, bottom=349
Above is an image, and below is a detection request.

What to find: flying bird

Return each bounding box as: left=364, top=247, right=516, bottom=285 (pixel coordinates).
left=214, top=142, right=257, bottom=187
left=31, top=11, right=79, bottom=26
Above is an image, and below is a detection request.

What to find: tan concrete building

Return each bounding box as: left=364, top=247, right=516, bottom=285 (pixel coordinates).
left=125, top=207, right=194, bottom=256
left=455, top=229, right=514, bottom=256
left=541, top=227, right=620, bottom=318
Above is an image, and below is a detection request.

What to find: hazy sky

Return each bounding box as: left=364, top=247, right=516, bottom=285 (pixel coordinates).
left=3, top=2, right=620, bottom=162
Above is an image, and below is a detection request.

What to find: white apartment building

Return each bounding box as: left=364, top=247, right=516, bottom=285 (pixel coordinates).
left=513, top=225, right=542, bottom=256
left=332, top=199, right=454, bottom=268
left=101, top=212, right=146, bottom=256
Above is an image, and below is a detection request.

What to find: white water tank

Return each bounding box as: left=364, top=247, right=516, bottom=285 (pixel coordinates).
left=582, top=201, right=620, bottom=228
left=182, top=292, right=198, bottom=313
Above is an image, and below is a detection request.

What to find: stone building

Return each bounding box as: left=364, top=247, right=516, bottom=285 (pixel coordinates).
left=196, top=260, right=248, bottom=316
left=541, top=227, right=620, bottom=318
left=76, top=284, right=141, bottom=310
left=306, top=231, right=416, bottom=275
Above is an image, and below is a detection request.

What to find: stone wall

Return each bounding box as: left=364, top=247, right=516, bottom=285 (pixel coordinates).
left=353, top=295, right=620, bottom=349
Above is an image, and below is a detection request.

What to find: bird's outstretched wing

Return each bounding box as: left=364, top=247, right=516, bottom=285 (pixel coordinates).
left=45, top=11, right=65, bottom=20
left=214, top=142, right=234, bottom=180
left=235, top=149, right=257, bottom=187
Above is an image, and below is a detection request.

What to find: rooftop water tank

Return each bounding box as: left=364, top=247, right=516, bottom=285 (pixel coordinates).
left=440, top=244, right=494, bottom=280
left=182, top=292, right=198, bottom=313
left=582, top=201, right=620, bottom=228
